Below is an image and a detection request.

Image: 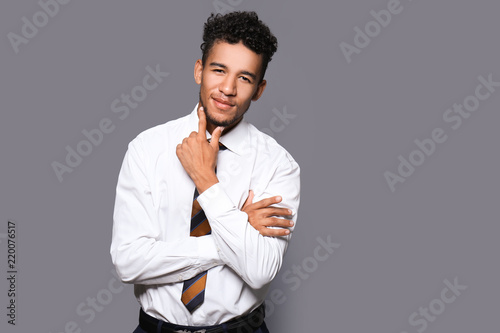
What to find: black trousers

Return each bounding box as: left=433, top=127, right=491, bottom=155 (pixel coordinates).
left=134, top=304, right=269, bottom=333
left=133, top=322, right=269, bottom=333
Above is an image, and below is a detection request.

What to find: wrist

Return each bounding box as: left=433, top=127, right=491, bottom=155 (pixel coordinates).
left=193, top=171, right=219, bottom=194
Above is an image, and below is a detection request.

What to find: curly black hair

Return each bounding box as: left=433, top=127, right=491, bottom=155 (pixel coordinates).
left=201, top=11, right=278, bottom=82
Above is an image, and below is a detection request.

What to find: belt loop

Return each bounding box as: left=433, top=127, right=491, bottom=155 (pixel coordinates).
left=221, top=323, right=228, bottom=333
left=156, top=319, right=164, bottom=333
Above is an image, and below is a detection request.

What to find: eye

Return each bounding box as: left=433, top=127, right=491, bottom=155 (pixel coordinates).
left=213, top=69, right=224, bottom=73
left=240, top=76, right=251, bottom=83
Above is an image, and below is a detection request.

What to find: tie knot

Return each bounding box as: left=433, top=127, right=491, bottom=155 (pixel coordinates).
left=208, top=138, right=227, bottom=151
left=218, top=142, right=228, bottom=151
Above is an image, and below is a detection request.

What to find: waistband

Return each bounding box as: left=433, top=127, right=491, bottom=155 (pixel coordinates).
left=139, top=303, right=266, bottom=333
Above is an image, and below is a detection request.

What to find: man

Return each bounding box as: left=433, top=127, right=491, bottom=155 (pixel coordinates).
left=111, top=11, right=300, bottom=333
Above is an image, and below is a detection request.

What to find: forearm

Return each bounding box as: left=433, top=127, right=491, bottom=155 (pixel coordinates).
left=197, top=183, right=297, bottom=289
left=110, top=231, right=222, bottom=285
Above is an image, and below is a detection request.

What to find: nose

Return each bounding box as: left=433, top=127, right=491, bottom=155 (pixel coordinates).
left=219, top=75, right=236, bottom=96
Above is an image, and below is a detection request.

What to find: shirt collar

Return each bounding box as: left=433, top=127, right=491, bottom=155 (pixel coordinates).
left=188, top=104, right=249, bottom=156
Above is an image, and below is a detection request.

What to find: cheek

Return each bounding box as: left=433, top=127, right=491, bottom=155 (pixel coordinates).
left=199, top=82, right=211, bottom=100
left=201, top=73, right=220, bottom=88
left=238, top=87, right=257, bottom=103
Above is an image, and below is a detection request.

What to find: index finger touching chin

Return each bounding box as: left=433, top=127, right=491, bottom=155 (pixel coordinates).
left=198, top=106, right=207, bottom=136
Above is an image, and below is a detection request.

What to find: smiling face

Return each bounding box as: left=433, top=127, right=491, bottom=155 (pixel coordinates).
left=194, top=41, right=267, bottom=134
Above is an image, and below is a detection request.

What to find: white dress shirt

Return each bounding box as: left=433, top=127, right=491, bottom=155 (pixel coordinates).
left=110, top=104, right=300, bottom=326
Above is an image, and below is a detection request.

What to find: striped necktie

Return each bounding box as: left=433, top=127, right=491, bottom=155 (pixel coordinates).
left=181, top=142, right=227, bottom=312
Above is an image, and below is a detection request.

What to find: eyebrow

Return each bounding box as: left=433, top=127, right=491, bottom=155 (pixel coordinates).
left=209, top=62, right=257, bottom=81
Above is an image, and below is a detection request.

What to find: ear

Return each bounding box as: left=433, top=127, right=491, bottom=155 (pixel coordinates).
left=251, top=79, right=267, bottom=101
left=194, top=59, right=203, bottom=85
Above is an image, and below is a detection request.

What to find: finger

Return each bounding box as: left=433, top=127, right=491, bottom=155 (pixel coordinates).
left=264, top=207, right=293, bottom=217
left=198, top=106, right=207, bottom=138
left=242, top=190, right=254, bottom=210
left=251, top=195, right=282, bottom=209
left=258, top=227, right=291, bottom=237
left=268, top=217, right=294, bottom=228
left=210, top=126, right=224, bottom=149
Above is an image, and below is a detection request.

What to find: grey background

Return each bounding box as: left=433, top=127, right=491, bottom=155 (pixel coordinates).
left=1, top=0, right=499, bottom=332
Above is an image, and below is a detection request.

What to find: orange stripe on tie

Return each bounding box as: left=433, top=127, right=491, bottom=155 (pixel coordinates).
left=181, top=274, right=207, bottom=305
left=190, top=219, right=211, bottom=237
left=191, top=199, right=202, bottom=218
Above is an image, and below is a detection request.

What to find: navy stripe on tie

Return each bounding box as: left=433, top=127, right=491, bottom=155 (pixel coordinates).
left=182, top=271, right=207, bottom=292
left=190, top=210, right=207, bottom=232
left=185, top=289, right=205, bottom=311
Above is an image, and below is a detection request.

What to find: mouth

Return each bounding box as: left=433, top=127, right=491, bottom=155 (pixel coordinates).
left=212, top=97, right=235, bottom=111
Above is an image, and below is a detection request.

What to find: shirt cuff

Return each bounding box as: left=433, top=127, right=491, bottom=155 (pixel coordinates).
left=196, top=183, right=235, bottom=219
left=196, top=235, right=223, bottom=268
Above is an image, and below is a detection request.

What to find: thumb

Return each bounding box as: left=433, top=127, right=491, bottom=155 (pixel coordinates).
left=210, top=126, right=224, bottom=149
left=242, top=190, right=254, bottom=209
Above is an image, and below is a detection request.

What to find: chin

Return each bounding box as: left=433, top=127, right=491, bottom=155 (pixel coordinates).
left=205, top=110, right=234, bottom=127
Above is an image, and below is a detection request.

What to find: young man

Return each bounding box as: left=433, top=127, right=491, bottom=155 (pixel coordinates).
left=111, top=11, right=300, bottom=333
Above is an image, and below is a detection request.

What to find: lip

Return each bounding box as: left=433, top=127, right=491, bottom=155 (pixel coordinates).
left=212, top=97, right=234, bottom=110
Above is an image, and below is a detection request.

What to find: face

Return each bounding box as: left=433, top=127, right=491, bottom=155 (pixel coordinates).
left=194, top=41, right=267, bottom=134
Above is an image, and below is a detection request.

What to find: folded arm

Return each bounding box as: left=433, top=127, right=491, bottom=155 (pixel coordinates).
left=197, top=157, right=300, bottom=289
left=110, top=138, right=223, bottom=285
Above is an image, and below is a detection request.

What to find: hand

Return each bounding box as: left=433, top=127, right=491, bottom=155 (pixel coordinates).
left=176, top=106, right=224, bottom=193
left=242, top=190, right=294, bottom=237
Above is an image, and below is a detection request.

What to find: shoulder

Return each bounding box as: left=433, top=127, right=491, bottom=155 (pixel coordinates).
left=246, top=123, right=300, bottom=174
left=137, top=113, right=190, bottom=142
left=244, top=123, right=300, bottom=207
left=128, top=113, right=191, bottom=153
